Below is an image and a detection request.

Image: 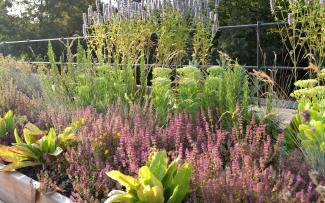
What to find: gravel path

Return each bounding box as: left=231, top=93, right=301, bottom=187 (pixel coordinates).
left=251, top=105, right=297, bottom=129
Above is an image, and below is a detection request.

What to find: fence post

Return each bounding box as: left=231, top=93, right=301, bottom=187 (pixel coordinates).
left=3, top=42, right=7, bottom=57
left=26, top=39, right=31, bottom=61
left=256, top=21, right=261, bottom=70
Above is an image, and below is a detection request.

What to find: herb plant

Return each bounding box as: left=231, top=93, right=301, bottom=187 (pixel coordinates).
left=0, top=119, right=83, bottom=171
left=0, top=111, right=15, bottom=138
left=286, top=66, right=325, bottom=170
left=105, top=150, right=192, bottom=203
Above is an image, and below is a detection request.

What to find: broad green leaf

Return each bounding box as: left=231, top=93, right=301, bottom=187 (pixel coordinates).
left=166, top=163, right=192, bottom=203
left=0, top=161, right=41, bottom=172
left=0, top=118, right=7, bottom=137
left=15, top=144, right=41, bottom=161
left=137, top=184, right=164, bottom=203
left=46, top=128, right=57, bottom=153
left=162, top=157, right=179, bottom=189
left=147, top=151, right=168, bottom=181
left=139, top=166, right=164, bottom=199
left=14, top=129, right=23, bottom=144
left=166, top=186, right=183, bottom=203
left=0, top=145, right=31, bottom=162
left=23, top=129, right=37, bottom=145
left=24, top=123, right=44, bottom=135
left=106, top=170, right=139, bottom=191
left=151, top=186, right=164, bottom=203
left=4, top=111, right=14, bottom=131
left=48, top=147, right=63, bottom=156
left=23, top=123, right=45, bottom=144
left=105, top=190, right=137, bottom=203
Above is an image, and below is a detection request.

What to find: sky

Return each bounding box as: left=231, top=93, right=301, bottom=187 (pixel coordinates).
left=8, top=1, right=25, bottom=16
left=8, top=0, right=114, bottom=16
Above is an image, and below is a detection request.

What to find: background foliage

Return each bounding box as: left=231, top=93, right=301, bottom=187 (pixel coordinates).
left=0, top=0, right=286, bottom=67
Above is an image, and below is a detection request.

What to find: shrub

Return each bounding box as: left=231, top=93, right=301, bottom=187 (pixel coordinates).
left=180, top=115, right=320, bottom=202
left=0, top=80, right=40, bottom=121
left=34, top=102, right=319, bottom=202
left=151, top=62, right=251, bottom=128
left=65, top=105, right=157, bottom=201
left=286, top=66, right=325, bottom=171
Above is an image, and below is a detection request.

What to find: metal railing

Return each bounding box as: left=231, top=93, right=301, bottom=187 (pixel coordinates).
left=1, top=21, right=321, bottom=70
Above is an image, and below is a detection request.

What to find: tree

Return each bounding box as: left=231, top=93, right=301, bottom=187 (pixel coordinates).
left=214, top=0, right=284, bottom=66
left=1, top=0, right=93, bottom=59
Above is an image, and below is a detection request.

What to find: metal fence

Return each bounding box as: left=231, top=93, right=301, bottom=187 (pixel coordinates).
left=0, top=21, right=321, bottom=70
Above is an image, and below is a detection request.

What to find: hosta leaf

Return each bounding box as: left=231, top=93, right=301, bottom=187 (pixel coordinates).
left=106, top=170, right=139, bottom=191
left=147, top=151, right=168, bottom=181
left=0, top=161, right=41, bottom=172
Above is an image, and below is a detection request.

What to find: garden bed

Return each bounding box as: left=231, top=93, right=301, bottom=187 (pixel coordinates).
left=0, top=163, right=71, bottom=203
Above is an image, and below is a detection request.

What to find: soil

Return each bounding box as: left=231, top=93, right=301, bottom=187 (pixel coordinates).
left=17, top=166, right=73, bottom=198
left=18, top=166, right=42, bottom=180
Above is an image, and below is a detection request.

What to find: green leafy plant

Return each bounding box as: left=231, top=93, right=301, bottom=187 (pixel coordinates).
left=105, top=150, right=192, bottom=203
left=151, top=57, right=251, bottom=128
left=175, top=66, right=203, bottom=113
left=192, top=21, right=213, bottom=66
left=273, top=0, right=325, bottom=80
left=152, top=68, right=174, bottom=123
left=0, top=119, right=83, bottom=171
left=285, top=66, right=325, bottom=170
left=156, top=9, right=190, bottom=66
left=0, top=110, right=15, bottom=138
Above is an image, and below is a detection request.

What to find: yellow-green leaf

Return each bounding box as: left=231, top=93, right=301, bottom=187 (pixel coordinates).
left=23, top=123, right=45, bottom=144
left=46, top=128, right=57, bottom=153
left=166, top=163, right=192, bottom=203
left=147, top=151, right=168, bottom=181
left=137, top=184, right=164, bottom=203
left=14, top=129, right=23, bottom=144
left=4, top=111, right=14, bottom=131
left=0, top=118, right=7, bottom=137
left=105, top=190, right=137, bottom=203
left=0, top=145, right=30, bottom=162
left=163, top=161, right=179, bottom=189
left=106, top=170, right=139, bottom=191
left=0, top=161, right=41, bottom=172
